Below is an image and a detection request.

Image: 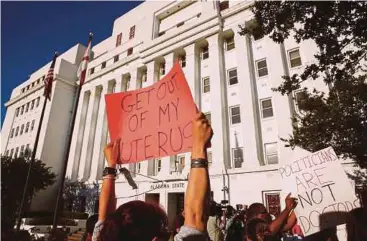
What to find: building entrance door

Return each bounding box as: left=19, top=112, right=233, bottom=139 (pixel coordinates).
left=167, top=193, right=185, bottom=233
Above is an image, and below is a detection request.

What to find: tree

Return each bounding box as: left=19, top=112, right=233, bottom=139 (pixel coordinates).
left=240, top=1, right=367, bottom=168
left=1, top=155, right=56, bottom=230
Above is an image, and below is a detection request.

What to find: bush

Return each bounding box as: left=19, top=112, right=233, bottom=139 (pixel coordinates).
left=24, top=217, right=77, bottom=226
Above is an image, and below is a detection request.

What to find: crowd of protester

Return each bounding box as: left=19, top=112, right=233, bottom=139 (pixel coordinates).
left=91, top=113, right=366, bottom=241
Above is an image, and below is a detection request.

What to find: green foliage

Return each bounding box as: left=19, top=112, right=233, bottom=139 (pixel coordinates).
left=63, top=178, right=99, bottom=215
left=1, top=155, right=56, bottom=230
left=240, top=2, right=367, bottom=169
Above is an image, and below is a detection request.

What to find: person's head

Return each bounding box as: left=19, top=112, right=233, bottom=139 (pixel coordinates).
left=98, top=200, right=169, bottom=241
left=246, top=218, right=271, bottom=241
left=226, top=205, right=235, bottom=218
left=86, top=214, right=99, bottom=235
left=246, top=203, right=271, bottom=223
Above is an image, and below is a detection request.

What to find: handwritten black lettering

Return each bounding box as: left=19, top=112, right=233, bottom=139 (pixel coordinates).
left=121, top=94, right=133, bottom=112
left=158, top=131, right=168, bottom=156
left=128, top=114, right=138, bottom=132
left=144, top=135, right=153, bottom=159
left=170, top=127, right=183, bottom=152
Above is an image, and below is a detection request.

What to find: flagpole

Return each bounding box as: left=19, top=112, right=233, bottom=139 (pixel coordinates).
left=16, top=96, right=48, bottom=231
left=16, top=52, right=58, bottom=232
left=52, top=32, right=93, bottom=233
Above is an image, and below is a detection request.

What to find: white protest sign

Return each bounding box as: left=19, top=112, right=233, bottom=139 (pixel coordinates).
left=279, top=147, right=360, bottom=236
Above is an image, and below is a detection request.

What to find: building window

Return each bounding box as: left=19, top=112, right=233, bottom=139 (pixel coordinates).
left=36, top=97, right=40, bottom=107
left=201, top=46, right=209, bottom=60
left=127, top=48, right=133, bottom=56
left=129, top=25, right=136, bottom=39
left=101, top=62, right=106, bottom=69
left=256, top=59, right=268, bottom=77
left=15, top=147, right=19, bottom=158
left=21, top=106, right=24, bottom=115
left=141, top=70, right=147, bottom=83
left=21, top=88, right=25, bottom=93
left=31, top=99, right=35, bottom=110
left=136, top=162, right=141, bottom=173
left=233, top=147, right=244, bottom=168
left=263, top=192, right=281, bottom=217
left=37, top=79, right=40, bottom=85
left=204, top=112, right=211, bottom=124
left=261, top=99, right=274, bottom=119
left=20, top=145, right=25, bottom=157
left=10, top=128, right=15, bottom=138
left=202, top=77, right=210, bottom=93
left=31, top=120, right=35, bottom=131
left=25, top=122, right=30, bottom=133
left=90, top=67, right=95, bottom=75
left=5, top=150, right=9, bottom=157
left=26, top=144, right=30, bottom=154
left=10, top=149, right=14, bottom=158
left=226, top=36, right=235, bottom=51
left=114, top=55, right=119, bottom=63
left=228, top=68, right=238, bottom=85
left=32, top=82, right=35, bottom=87
left=116, top=33, right=122, bottom=47
left=15, top=127, right=19, bottom=137
left=158, top=31, right=166, bottom=37
left=179, top=55, right=186, bottom=68
left=294, top=90, right=307, bottom=113
left=289, top=49, right=302, bottom=68
left=20, top=124, right=24, bottom=135
left=230, top=106, right=241, bottom=124
left=15, top=108, right=19, bottom=117
left=25, top=102, right=30, bottom=113
left=159, top=63, right=165, bottom=77
left=177, top=155, right=185, bottom=172
left=265, top=143, right=278, bottom=165
left=208, top=151, right=213, bottom=167
left=154, top=158, right=161, bottom=175
left=219, top=1, right=229, bottom=11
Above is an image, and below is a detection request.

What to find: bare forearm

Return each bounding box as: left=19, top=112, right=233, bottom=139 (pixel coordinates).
left=98, top=164, right=116, bottom=222
left=269, top=208, right=292, bottom=235
left=184, top=147, right=210, bottom=232
left=282, top=211, right=296, bottom=232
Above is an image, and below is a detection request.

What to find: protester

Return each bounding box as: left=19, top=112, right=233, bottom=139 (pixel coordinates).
left=245, top=218, right=273, bottom=241
left=346, top=207, right=367, bottom=241
left=174, top=210, right=185, bottom=236
left=246, top=194, right=297, bottom=238
left=207, top=201, right=225, bottom=241
left=93, top=112, right=213, bottom=241
left=82, top=214, right=98, bottom=241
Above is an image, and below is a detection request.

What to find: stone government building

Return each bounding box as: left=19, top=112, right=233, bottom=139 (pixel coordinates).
left=1, top=0, right=363, bottom=235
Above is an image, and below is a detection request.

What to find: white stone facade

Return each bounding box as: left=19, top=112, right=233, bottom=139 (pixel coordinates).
left=1, top=44, right=86, bottom=210
left=2, top=1, right=360, bottom=236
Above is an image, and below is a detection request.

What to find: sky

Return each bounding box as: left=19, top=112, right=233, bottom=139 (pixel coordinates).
left=1, top=1, right=142, bottom=127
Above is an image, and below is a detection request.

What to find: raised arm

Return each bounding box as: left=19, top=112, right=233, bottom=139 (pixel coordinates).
left=184, top=113, right=213, bottom=232
left=98, top=139, right=120, bottom=222
left=269, top=193, right=297, bottom=235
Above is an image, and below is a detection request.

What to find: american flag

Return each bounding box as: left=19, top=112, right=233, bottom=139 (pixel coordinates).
left=43, top=52, right=58, bottom=101
left=77, top=32, right=93, bottom=86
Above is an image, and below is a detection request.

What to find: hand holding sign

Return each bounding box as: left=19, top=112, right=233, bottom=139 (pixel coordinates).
left=105, top=62, right=198, bottom=164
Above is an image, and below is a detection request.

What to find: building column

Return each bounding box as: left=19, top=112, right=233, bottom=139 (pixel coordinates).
left=68, top=89, right=91, bottom=181
left=157, top=53, right=176, bottom=178
left=182, top=44, right=199, bottom=174
left=127, top=68, right=139, bottom=175
left=233, top=29, right=263, bottom=168
left=66, top=89, right=86, bottom=179
left=89, top=83, right=109, bottom=182
left=140, top=61, right=155, bottom=176
left=207, top=34, right=229, bottom=172
left=78, top=86, right=101, bottom=181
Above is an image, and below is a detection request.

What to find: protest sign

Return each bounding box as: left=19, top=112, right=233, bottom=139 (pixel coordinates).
left=105, top=62, right=197, bottom=164
left=279, top=147, right=360, bottom=236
